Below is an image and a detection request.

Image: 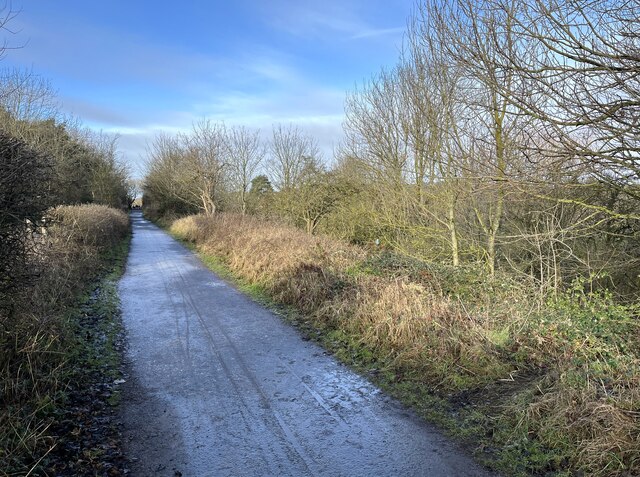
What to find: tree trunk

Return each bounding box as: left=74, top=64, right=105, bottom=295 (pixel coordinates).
left=487, top=232, right=496, bottom=276
left=202, top=193, right=216, bottom=216
left=305, top=218, right=317, bottom=236
left=447, top=198, right=459, bottom=266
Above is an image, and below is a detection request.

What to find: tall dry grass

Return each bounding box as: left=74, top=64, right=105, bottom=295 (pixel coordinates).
left=171, top=212, right=640, bottom=475
left=171, top=214, right=513, bottom=386
left=0, top=204, right=129, bottom=474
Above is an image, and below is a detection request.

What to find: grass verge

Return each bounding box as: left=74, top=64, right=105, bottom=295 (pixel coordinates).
left=0, top=205, right=130, bottom=476
left=41, top=235, right=130, bottom=476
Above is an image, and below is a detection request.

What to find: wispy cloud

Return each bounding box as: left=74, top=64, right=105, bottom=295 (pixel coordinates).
left=350, top=27, right=405, bottom=40
left=261, top=0, right=405, bottom=42
left=59, top=97, right=139, bottom=127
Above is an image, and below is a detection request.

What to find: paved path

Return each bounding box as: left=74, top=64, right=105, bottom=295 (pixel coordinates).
left=118, top=211, right=495, bottom=476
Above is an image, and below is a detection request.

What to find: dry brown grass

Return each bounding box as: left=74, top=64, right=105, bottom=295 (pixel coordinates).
left=501, top=375, right=640, bottom=476
left=171, top=213, right=512, bottom=388
left=172, top=214, right=508, bottom=396
left=48, top=203, right=130, bottom=248
left=342, top=276, right=512, bottom=387
left=0, top=204, right=129, bottom=474
left=172, top=213, right=364, bottom=283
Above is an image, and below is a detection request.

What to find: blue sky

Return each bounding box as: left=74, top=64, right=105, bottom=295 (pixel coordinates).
left=3, top=0, right=413, bottom=177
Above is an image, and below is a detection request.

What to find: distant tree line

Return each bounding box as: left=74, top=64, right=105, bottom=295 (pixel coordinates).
left=144, top=121, right=339, bottom=235
left=144, top=0, right=640, bottom=297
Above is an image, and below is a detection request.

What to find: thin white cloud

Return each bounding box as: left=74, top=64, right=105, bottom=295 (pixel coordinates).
left=350, top=27, right=405, bottom=40
left=261, top=0, right=405, bottom=42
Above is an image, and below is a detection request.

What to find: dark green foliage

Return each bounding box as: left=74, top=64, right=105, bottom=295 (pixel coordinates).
left=35, top=120, right=130, bottom=209
left=0, top=131, right=52, bottom=307
left=249, top=174, right=273, bottom=196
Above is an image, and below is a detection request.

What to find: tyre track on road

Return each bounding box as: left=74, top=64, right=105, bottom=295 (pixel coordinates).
left=164, top=256, right=316, bottom=476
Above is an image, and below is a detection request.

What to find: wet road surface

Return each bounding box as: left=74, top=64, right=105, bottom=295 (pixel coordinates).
left=118, top=211, right=495, bottom=476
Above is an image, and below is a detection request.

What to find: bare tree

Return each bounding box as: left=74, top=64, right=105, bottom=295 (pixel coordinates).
left=342, top=8, right=471, bottom=266
left=145, top=121, right=228, bottom=216
left=491, top=0, right=640, bottom=209
left=0, top=3, right=20, bottom=60
left=183, top=119, right=228, bottom=215
left=226, top=125, right=265, bottom=215
left=344, top=70, right=409, bottom=187
left=0, top=68, right=63, bottom=160
left=420, top=0, right=533, bottom=274
left=399, top=10, right=473, bottom=266
left=145, top=132, right=188, bottom=210
left=269, top=123, right=321, bottom=191
left=0, top=69, right=59, bottom=126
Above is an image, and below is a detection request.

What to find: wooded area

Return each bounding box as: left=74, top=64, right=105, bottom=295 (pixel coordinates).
left=1, top=0, right=639, bottom=474
left=145, top=0, right=640, bottom=300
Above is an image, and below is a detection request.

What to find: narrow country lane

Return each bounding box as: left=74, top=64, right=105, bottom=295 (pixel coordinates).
left=118, top=211, right=495, bottom=477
